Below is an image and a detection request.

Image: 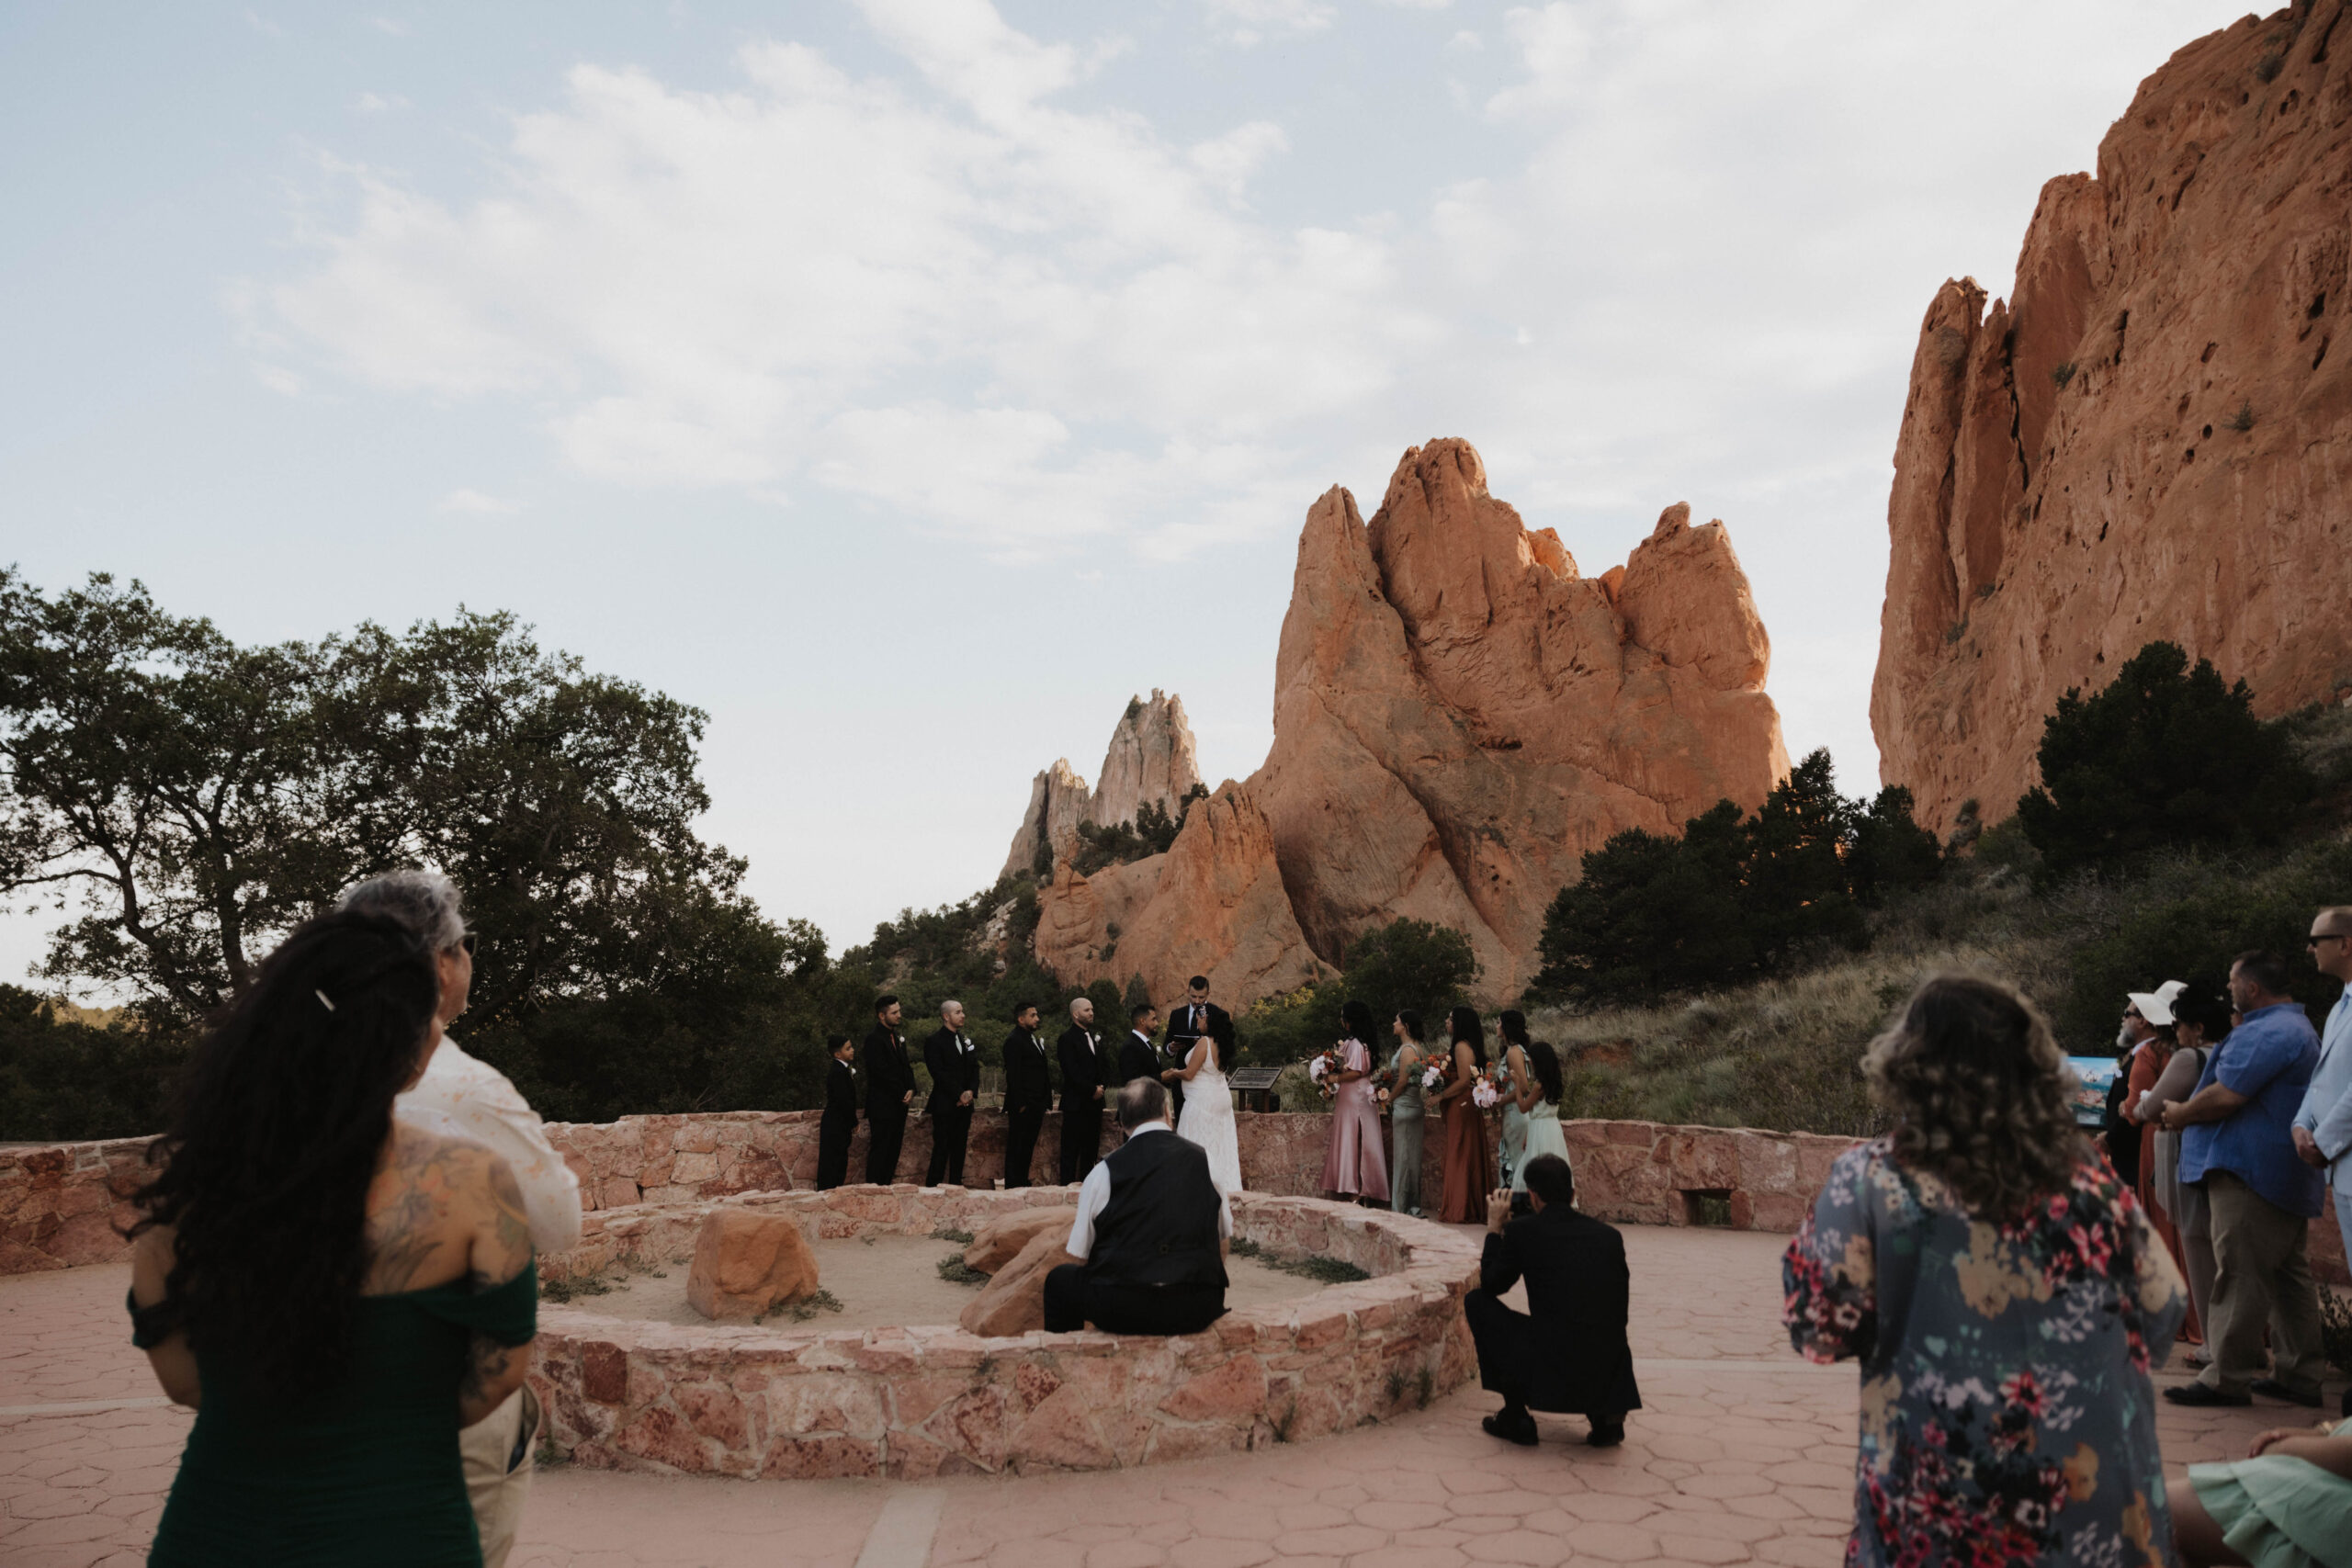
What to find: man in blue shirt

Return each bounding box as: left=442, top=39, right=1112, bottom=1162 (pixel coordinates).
left=2162, top=949, right=2326, bottom=1407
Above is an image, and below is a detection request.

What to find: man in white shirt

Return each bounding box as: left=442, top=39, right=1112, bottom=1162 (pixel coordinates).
left=1044, top=1079, right=1229, bottom=1336
left=341, top=871, right=582, bottom=1568
left=2291, top=903, right=2352, bottom=1416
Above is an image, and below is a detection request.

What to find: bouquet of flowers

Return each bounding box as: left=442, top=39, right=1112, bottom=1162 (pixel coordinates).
left=1471, top=1072, right=1501, bottom=1110
left=1370, top=1066, right=1396, bottom=1106
left=1420, top=1056, right=1450, bottom=1093
left=1306, top=1045, right=1345, bottom=1100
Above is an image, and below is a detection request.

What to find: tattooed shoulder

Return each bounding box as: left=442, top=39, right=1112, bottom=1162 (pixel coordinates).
left=470, top=1153, right=533, bottom=1287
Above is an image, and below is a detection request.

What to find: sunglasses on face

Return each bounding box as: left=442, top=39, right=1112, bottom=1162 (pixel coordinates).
left=2308, top=933, right=2349, bottom=948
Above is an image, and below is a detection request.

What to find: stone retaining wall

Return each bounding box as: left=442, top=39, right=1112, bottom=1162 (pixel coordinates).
left=8, top=1110, right=2346, bottom=1286
left=532, top=1185, right=1479, bottom=1478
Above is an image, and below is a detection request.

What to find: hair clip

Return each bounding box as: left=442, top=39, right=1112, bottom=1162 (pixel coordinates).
left=315, top=989, right=337, bottom=1012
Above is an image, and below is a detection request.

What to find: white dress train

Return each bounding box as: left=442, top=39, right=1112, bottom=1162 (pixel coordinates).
left=1175, top=1043, right=1244, bottom=1196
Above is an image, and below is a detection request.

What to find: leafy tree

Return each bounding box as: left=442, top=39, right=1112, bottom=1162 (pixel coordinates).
left=1741, top=750, right=1866, bottom=968
left=1849, top=785, right=1944, bottom=907
left=1532, top=804, right=1753, bottom=1004
left=1069, top=784, right=1211, bottom=875
left=1533, top=750, right=1939, bottom=1006
left=2017, top=641, right=2315, bottom=876
left=1340, top=918, right=1480, bottom=1027
left=0, top=987, right=188, bottom=1141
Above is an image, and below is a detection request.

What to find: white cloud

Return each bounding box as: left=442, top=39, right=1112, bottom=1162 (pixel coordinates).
left=354, top=91, right=409, bottom=113
left=252, top=363, right=303, bottom=396
left=271, top=6, right=1438, bottom=554
left=436, top=488, right=523, bottom=514
left=1202, top=0, right=1336, bottom=46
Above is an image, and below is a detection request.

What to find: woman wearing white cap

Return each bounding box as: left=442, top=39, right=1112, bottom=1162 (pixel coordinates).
left=2120, top=978, right=2200, bottom=1353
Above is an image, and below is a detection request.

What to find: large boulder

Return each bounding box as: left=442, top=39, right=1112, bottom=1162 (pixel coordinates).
left=959, top=1226, right=1082, bottom=1338
left=1871, top=6, right=2352, bottom=833
left=963, top=1208, right=1074, bottom=1275
left=685, top=1209, right=820, bottom=1322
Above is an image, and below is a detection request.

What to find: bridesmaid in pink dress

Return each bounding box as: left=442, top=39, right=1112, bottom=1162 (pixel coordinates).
left=1320, top=1001, right=1391, bottom=1203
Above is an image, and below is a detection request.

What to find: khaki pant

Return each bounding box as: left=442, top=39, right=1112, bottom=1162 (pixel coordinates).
left=2198, top=1170, right=2327, bottom=1396
left=458, top=1384, right=540, bottom=1568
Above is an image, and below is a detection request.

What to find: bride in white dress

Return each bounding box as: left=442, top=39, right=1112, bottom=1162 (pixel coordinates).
left=1174, top=1021, right=1244, bottom=1195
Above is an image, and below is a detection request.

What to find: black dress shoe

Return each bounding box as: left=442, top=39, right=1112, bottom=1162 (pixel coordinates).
left=1481, top=1411, right=1539, bottom=1447
left=2164, top=1382, right=2252, bottom=1407
left=1587, top=1421, right=1626, bottom=1449
left=2249, top=1378, right=2323, bottom=1407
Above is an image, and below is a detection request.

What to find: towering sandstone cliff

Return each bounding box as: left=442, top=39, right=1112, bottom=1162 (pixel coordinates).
left=1000, top=690, right=1202, bottom=880
left=1021, top=439, right=1788, bottom=1005
left=1873, top=4, right=2352, bottom=831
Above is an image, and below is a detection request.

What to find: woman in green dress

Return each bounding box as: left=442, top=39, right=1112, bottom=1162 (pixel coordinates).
left=1508, top=1041, right=1572, bottom=1193
left=1386, top=1010, right=1428, bottom=1217
left=128, top=910, right=538, bottom=1567
left=2174, top=1419, right=2352, bottom=1567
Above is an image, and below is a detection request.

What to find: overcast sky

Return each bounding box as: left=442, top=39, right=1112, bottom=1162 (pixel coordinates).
left=2, top=0, right=2244, bottom=995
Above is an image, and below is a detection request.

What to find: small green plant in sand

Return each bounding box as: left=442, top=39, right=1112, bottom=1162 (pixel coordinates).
left=930, top=1225, right=977, bottom=1245
left=936, top=1253, right=989, bottom=1286
left=1227, top=1235, right=1370, bottom=1284
left=760, top=1288, right=846, bottom=1325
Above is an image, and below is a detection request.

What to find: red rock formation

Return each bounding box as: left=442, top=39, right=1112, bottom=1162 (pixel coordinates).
left=684, top=1209, right=820, bottom=1322
left=1031, top=783, right=1324, bottom=1005
left=1001, top=691, right=1204, bottom=879
left=1244, top=441, right=1787, bottom=995
left=1873, top=5, right=2352, bottom=831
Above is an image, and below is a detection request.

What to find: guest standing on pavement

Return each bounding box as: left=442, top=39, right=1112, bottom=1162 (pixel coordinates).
left=863, top=996, right=917, bottom=1184
left=1319, top=1000, right=1389, bottom=1204
left=1786, top=975, right=2185, bottom=1566
left=1387, top=1010, right=1429, bottom=1219
left=2162, top=950, right=2327, bottom=1409
left=1433, top=1006, right=1496, bottom=1224
left=130, top=910, right=539, bottom=1568
left=345, top=872, right=576, bottom=1568
left=1001, top=1002, right=1052, bottom=1189
left=2292, top=906, right=2352, bottom=1416
left=2142, top=987, right=2228, bottom=1357
left=923, top=1000, right=981, bottom=1187
left=2106, top=980, right=2181, bottom=1189
left=1465, top=1154, right=1638, bottom=1449
left=1057, top=998, right=1110, bottom=1184
left=817, top=1033, right=859, bottom=1190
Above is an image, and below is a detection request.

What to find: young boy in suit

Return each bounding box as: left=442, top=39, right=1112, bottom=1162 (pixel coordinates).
left=817, top=1032, right=859, bottom=1190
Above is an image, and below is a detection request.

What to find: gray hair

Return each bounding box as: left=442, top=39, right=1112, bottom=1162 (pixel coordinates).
left=337, top=869, right=468, bottom=953
left=1116, top=1077, right=1167, bottom=1129
left=942, top=999, right=964, bottom=1020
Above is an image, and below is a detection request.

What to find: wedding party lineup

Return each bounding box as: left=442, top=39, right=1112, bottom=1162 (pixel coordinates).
left=4, top=3, right=2352, bottom=1566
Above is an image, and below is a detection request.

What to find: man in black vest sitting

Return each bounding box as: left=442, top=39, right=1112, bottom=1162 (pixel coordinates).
left=1043, top=1079, right=1229, bottom=1337
left=1464, top=1153, right=1642, bottom=1448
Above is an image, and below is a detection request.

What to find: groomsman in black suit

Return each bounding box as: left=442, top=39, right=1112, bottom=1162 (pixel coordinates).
left=923, top=999, right=982, bottom=1186
left=1163, top=976, right=1229, bottom=1119
left=1117, top=1002, right=1164, bottom=1089
left=1001, top=1002, right=1052, bottom=1189
left=1057, top=998, right=1111, bottom=1183
left=816, top=1033, right=859, bottom=1190
left=863, top=995, right=917, bottom=1183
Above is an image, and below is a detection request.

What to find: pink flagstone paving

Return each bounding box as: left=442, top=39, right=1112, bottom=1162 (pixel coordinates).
left=2, top=1226, right=2335, bottom=1567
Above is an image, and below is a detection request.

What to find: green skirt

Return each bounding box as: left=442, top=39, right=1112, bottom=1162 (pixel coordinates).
left=2187, top=1421, right=2352, bottom=1568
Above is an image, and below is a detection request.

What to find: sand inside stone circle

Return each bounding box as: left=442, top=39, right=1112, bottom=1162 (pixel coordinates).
left=567, top=1234, right=1329, bottom=1330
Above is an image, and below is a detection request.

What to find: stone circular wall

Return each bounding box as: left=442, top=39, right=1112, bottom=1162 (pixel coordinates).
left=531, top=1184, right=1481, bottom=1479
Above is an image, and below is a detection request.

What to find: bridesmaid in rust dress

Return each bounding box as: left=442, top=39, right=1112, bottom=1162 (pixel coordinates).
left=1434, top=1006, right=1495, bottom=1223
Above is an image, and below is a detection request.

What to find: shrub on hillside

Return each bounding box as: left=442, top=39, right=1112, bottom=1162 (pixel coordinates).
left=2017, top=641, right=2315, bottom=876
left=1532, top=750, right=1939, bottom=1006
left=0, top=987, right=187, bottom=1142
left=1235, top=917, right=1478, bottom=1072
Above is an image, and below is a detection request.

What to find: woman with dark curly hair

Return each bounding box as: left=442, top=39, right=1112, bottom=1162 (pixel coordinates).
left=127, top=910, right=538, bottom=1566
left=1783, top=975, right=2186, bottom=1568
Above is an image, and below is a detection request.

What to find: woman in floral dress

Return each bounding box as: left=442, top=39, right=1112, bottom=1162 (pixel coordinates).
left=1784, top=975, right=2188, bottom=1568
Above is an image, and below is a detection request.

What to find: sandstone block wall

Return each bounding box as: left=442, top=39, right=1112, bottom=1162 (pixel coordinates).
left=7, top=1110, right=2343, bottom=1286
left=532, top=1185, right=1480, bottom=1478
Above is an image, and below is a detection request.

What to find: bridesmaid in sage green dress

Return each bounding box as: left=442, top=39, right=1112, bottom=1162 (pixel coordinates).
left=1387, top=1010, right=1429, bottom=1217
left=1495, top=1010, right=1532, bottom=1189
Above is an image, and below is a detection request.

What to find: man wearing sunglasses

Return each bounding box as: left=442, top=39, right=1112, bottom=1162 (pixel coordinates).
left=343, top=869, right=582, bottom=1568
left=2291, top=905, right=2352, bottom=1416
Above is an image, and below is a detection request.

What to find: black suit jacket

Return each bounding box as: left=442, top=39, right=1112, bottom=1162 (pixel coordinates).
left=1002, top=1025, right=1053, bottom=1113
left=823, top=1057, right=860, bottom=1120
left=924, top=1026, right=981, bottom=1115
left=863, top=1023, right=915, bottom=1115
left=1162, top=1001, right=1230, bottom=1066
left=1117, top=1031, right=1166, bottom=1088
left=1057, top=1025, right=1109, bottom=1111
left=1480, top=1204, right=1640, bottom=1414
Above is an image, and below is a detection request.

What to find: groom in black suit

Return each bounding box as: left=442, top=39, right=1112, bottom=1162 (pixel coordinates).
left=1162, top=976, right=1227, bottom=1121
left=1464, top=1154, right=1642, bottom=1448
left=1118, top=1002, right=1179, bottom=1114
